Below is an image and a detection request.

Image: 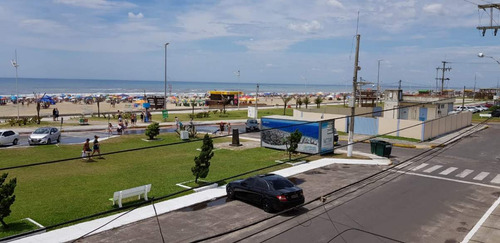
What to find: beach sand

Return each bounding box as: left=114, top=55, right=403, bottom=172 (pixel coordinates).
left=0, top=97, right=303, bottom=118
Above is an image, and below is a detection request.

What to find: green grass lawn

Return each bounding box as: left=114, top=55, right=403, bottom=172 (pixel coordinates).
left=0, top=133, right=290, bottom=238
left=472, top=112, right=500, bottom=123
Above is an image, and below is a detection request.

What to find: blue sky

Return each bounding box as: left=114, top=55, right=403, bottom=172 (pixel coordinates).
left=1, top=0, right=500, bottom=89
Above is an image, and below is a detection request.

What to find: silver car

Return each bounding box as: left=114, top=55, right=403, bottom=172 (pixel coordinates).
left=0, top=130, right=20, bottom=146
left=29, top=127, right=61, bottom=145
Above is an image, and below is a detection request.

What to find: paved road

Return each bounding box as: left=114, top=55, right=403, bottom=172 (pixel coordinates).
left=78, top=124, right=500, bottom=243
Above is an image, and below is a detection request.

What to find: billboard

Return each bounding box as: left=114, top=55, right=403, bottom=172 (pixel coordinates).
left=261, top=117, right=334, bottom=154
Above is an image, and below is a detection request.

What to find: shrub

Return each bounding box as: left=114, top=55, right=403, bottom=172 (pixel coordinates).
left=145, top=122, right=160, bottom=140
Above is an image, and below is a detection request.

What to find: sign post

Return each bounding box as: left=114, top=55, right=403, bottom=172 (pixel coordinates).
left=162, top=110, right=168, bottom=121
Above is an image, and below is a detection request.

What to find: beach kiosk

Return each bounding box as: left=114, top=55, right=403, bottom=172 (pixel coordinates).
left=260, top=115, right=335, bottom=155
left=207, top=91, right=243, bottom=106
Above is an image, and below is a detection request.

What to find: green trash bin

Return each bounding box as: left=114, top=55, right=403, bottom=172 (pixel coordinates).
left=370, top=140, right=380, bottom=154
left=376, top=140, right=392, bottom=158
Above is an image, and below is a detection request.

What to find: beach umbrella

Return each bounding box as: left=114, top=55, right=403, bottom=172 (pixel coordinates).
left=134, top=100, right=147, bottom=104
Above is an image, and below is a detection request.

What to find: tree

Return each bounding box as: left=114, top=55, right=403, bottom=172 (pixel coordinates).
left=145, top=122, right=160, bottom=140
left=280, top=95, right=293, bottom=115
left=284, top=129, right=302, bottom=161
left=192, top=134, right=214, bottom=183
left=303, top=96, right=310, bottom=109
left=220, top=96, right=229, bottom=114
left=297, top=97, right=303, bottom=109
left=314, top=96, right=324, bottom=108
left=95, top=96, right=105, bottom=118
left=0, top=173, right=16, bottom=228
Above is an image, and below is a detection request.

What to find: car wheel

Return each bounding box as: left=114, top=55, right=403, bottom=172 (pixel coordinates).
left=12, top=138, right=18, bottom=145
left=57, top=136, right=61, bottom=143
left=47, top=138, right=52, bottom=145
left=226, top=186, right=235, bottom=199
left=262, top=199, right=273, bottom=213
left=245, top=128, right=249, bottom=132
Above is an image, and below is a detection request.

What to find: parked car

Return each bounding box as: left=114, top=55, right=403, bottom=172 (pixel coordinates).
left=474, top=105, right=488, bottom=112
left=492, top=109, right=500, bottom=118
left=28, top=127, right=61, bottom=145
left=0, top=130, right=19, bottom=145
left=245, top=119, right=260, bottom=132
left=226, top=174, right=304, bottom=212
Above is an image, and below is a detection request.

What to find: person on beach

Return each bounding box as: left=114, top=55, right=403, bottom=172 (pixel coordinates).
left=82, top=138, right=92, bottom=160
left=52, top=108, right=57, bottom=121
left=219, top=122, right=225, bottom=135
left=108, top=123, right=113, bottom=135
left=175, top=117, right=179, bottom=130
left=91, top=135, right=102, bottom=158
left=55, top=108, right=59, bottom=121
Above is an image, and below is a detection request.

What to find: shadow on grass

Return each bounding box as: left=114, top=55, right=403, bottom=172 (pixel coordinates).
left=0, top=220, right=42, bottom=239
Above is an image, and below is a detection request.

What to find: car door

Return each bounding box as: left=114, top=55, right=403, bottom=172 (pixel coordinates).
left=50, top=128, right=58, bottom=140
left=238, top=178, right=256, bottom=201
left=253, top=178, right=270, bottom=203
left=5, top=131, right=15, bottom=143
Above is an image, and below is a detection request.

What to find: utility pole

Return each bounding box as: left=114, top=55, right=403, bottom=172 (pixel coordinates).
left=462, top=86, right=466, bottom=107
left=377, top=59, right=383, bottom=103
left=477, top=4, right=500, bottom=36
left=255, top=84, right=259, bottom=119
left=11, top=50, right=20, bottom=120
left=435, top=67, right=439, bottom=93
left=473, top=74, right=477, bottom=101
left=437, top=61, right=451, bottom=94
left=236, top=70, right=240, bottom=110
left=398, top=80, right=402, bottom=90
left=347, top=34, right=360, bottom=158
left=164, top=42, right=169, bottom=110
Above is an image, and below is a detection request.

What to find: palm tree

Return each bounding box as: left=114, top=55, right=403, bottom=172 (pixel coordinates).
left=314, top=96, right=324, bottom=108
left=303, top=96, right=310, bottom=109
left=280, top=95, right=293, bottom=115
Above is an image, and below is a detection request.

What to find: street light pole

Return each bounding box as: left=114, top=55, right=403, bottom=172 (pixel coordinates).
left=377, top=59, right=383, bottom=103
left=255, top=84, right=259, bottom=119
left=11, top=50, right=20, bottom=120
left=348, top=34, right=361, bottom=158
left=164, top=43, right=169, bottom=110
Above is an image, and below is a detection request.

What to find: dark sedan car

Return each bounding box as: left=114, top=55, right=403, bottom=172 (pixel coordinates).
left=226, top=174, right=304, bottom=212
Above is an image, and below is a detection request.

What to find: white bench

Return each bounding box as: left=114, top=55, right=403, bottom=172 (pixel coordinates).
left=112, top=184, right=151, bottom=208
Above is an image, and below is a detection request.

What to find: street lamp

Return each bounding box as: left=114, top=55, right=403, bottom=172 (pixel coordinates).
left=10, top=50, right=20, bottom=120
left=164, top=43, right=169, bottom=110
left=478, top=52, right=500, bottom=65
left=377, top=59, right=383, bottom=103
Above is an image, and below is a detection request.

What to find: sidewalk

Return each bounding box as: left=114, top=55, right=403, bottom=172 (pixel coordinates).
left=11, top=152, right=390, bottom=243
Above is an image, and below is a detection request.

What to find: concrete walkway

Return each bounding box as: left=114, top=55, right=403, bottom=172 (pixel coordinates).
left=12, top=152, right=390, bottom=243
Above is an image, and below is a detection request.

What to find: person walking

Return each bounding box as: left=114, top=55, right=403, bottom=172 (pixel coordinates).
left=55, top=108, right=60, bottom=121
left=107, top=123, right=113, bottom=135
left=91, top=135, right=103, bottom=158
left=175, top=116, right=179, bottom=130
left=227, top=122, right=231, bottom=135
left=219, top=122, right=225, bottom=135
left=52, top=108, right=57, bottom=121
left=82, top=138, right=92, bottom=160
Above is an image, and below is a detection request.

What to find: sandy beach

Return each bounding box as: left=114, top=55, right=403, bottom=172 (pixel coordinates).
left=0, top=96, right=307, bottom=118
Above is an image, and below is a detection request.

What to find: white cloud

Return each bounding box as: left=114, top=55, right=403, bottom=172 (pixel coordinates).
left=325, top=0, right=344, bottom=8
left=54, top=0, right=135, bottom=9
left=19, top=19, right=71, bottom=36
left=423, top=3, right=443, bottom=15
left=288, top=20, right=323, bottom=33
left=128, top=12, right=144, bottom=19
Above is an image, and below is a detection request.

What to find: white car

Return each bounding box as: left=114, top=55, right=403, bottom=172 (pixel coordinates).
left=475, top=105, right=488, bottom=112
left=0, top=130, right=20, bottom=145
left=28, top=127, right=61, bottom=145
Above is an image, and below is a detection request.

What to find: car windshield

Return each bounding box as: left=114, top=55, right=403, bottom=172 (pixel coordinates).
left=248, top=120, right=257, bottom=124
left=34, top=128, right=50, bottom=134
left=266, top=178, right=294, bottom=190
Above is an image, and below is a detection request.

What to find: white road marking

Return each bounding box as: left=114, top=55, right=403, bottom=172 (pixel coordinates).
left=439, top=167, right=458, bottom=175
left=461, top=194, right=500, bottom=242
left=423, top=165, right=443, bottom=173
left=411, top=163, right=428, bottom=171
left=473, top=172, right=490, bottom=181
left=390, top=170, right=500, bottom=190
left=491, top=174, right=500, bottom=184
left=456, top=169, right=474, bottom=178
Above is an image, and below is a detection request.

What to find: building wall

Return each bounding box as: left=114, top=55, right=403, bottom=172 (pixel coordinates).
left=298, top=109, right=472, bottom=141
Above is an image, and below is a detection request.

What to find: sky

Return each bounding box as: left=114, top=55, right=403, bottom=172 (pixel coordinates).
left=1, top=0, right=500, bottom=89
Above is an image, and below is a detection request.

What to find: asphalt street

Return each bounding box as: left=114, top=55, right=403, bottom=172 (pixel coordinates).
left=78, top=124, right=500, bottom=243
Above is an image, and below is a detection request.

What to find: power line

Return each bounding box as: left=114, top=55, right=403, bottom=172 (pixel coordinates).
left=192, top=119, right=490, bottom=242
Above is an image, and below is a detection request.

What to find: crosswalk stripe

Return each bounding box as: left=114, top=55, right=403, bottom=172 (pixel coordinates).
left=411, top=163, right=428, bottom=171
left=439, top=167, right=458, bottom=175
left=491, top=175, right=500, bottom=184
left=456, top=169, right=474, bottom=178
left=473, top=172, right=490, bottom=181
left=423, top=165, right=443, bottom=173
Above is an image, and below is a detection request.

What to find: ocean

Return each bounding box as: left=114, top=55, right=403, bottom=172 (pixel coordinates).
left=0, top=77, right=428, bottom=97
